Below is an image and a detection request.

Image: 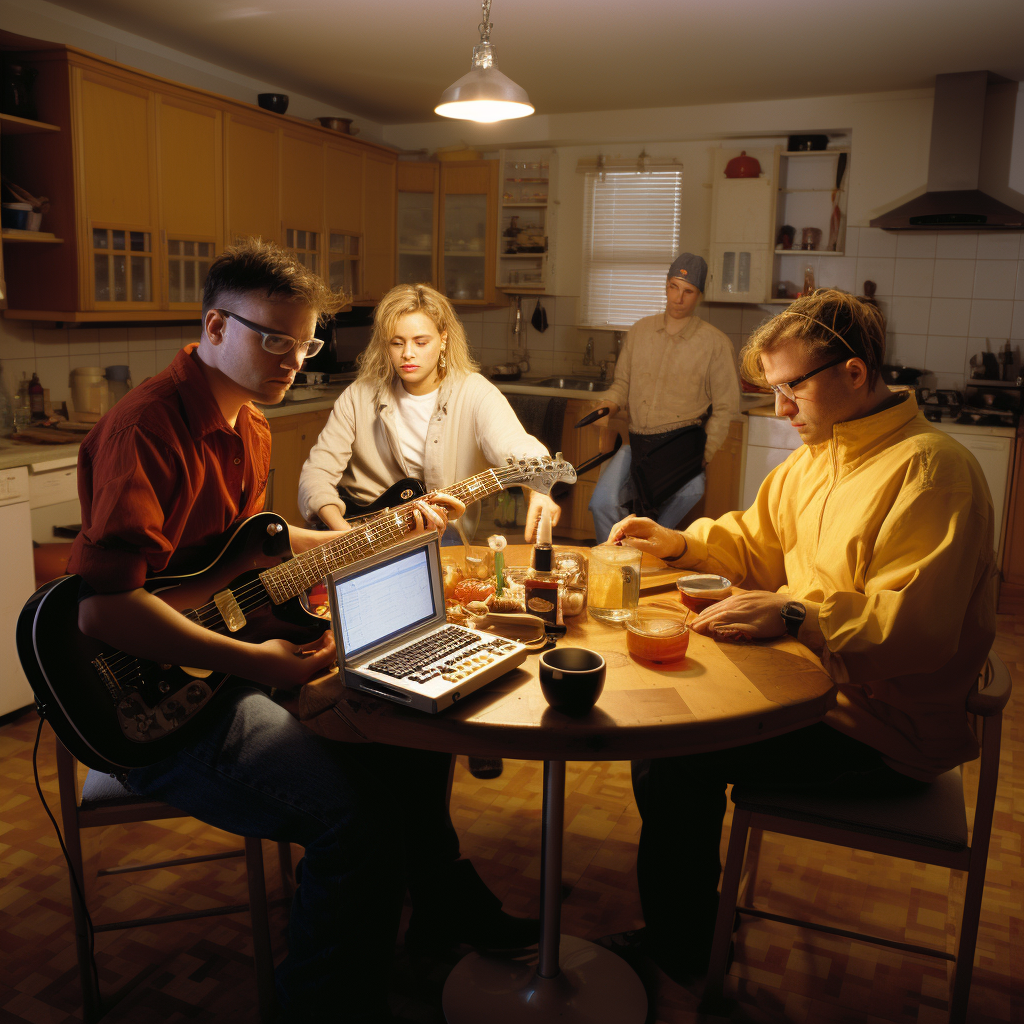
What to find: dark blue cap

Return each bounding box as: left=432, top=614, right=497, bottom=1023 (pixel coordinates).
left=668, top=253, right=707, bottom=293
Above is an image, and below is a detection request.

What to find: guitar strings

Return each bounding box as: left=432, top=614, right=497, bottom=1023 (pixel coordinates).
left=98, top=461, right=561, bottom=682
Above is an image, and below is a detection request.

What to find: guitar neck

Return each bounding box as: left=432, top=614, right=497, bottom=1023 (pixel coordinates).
left=260, top=467, right=514, bottom=603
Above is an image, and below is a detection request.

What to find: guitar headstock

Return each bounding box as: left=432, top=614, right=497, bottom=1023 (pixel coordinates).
left=502, top=453, right=577, bottom=495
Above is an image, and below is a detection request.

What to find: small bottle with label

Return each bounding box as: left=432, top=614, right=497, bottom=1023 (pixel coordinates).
left=526, top=508, right=563, bottom=626
left=28, top=372, right=46, bottom=421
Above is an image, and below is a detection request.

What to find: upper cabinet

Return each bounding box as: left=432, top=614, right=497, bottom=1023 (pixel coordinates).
left=705, top=142, right=850, bottom=305
left=0, top=43, right=397, bottom=321
left=394, top=158, right=500, bottom=306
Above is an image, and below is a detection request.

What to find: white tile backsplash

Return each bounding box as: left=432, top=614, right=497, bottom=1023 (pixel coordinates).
left=706, top=304, right=743, bottom=333
left=975, top=233, right=1022, bottom=260
left=857, top=228, right=898, bottom=258
left=1012, top=302, right=1024, bottom=341
left=129, top=350, right=157, bottom=385
left=925, top=336, right=970, bottom=375
left=817, top=257, right=857, bottom=294
left=888, top=296, right=932, bottom=334
left=855, top=256, right=895, bottom=297
left=895, top=233, right=937, bottom=259
left=968, top=299, right=1014, bottom=338
left=887, top=333, right=927, bottom=367
left=892, top=259, right=934, bottom=297
left=842, top=226, right=859, bottom=260
left=973, top=260, right=1019, bottom=301
left=934, top=233, right=979, bottom=260
left=928, top=297, right=973, bottom=337
left=931, top=259, right=975, bottom=299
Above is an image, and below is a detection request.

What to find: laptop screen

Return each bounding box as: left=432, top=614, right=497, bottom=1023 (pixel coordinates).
left=330, top=541, right=439, bottom=660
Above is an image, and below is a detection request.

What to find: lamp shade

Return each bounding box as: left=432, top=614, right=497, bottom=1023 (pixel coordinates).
left=435, top=42, right=534, bottom=123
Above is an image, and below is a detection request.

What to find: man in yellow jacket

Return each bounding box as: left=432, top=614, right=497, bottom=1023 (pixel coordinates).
left=602, top=288, right=996, bottom=983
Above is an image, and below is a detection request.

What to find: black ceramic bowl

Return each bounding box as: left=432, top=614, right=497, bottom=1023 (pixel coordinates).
left=539, top=648, right=606, bottom=714
left=257, top=93, right=289, bottom=114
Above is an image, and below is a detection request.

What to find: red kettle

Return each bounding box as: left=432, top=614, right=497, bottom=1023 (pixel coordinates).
left=724, top=151, right=761, bottom=178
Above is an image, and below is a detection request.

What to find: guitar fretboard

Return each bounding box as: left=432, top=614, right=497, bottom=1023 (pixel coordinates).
left=259, top=466, right=509, bottom=604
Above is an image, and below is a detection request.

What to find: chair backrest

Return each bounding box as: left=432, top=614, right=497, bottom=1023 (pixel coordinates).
left=964, top=652, right=1011, bottom=848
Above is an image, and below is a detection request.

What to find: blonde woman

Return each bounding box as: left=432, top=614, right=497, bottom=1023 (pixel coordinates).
left=298, top=283, right=561, bottom=541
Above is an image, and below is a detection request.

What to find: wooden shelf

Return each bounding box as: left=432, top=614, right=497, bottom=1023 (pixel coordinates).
left=500, top=252, right=547, bottom=258
left=502, top=203, right=548, bottom=208
left=1, top=229, right=64, bottom=243
left=774, top=249, right=846, bottom=257
left=778, top=188, right=844, bottom=194
left=397, top=247, right=432, bottom=255
left=0, top=112, right=60, bottom=134
left=781, top=148, right=849, bottom=157
left=444, top=250, right=485, bottom=257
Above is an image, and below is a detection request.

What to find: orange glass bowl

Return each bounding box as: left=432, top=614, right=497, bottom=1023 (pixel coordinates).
left=676, top=574, right=732, bottom=613
left=626, top=607, right=690, bottom=663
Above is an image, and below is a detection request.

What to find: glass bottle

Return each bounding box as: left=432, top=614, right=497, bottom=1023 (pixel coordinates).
left=12, top=372, right=31, bottom=432
left=0, top=366, right=14, bottom=436
left=29, top=372, right=46, bottom=421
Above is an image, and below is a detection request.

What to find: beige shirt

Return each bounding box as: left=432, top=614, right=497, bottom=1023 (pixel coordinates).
left=297, top=372, right=548, bottom=527
left=603, top=312, right=740, bottom=461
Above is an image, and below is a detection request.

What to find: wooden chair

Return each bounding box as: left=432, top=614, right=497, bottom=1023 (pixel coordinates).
left=704, top=652, right=1011, bottom=1024
left=55, top=740, right=294, bottom=1023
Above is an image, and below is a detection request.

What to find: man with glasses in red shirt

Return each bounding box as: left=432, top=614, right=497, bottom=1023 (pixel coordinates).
left=69, top=239, right=536, bottom=1023
left=599, top=288, right=996, bottom=990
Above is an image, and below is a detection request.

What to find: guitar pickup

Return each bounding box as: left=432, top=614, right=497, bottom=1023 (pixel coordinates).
left=213, top=589, right=246, bottom=632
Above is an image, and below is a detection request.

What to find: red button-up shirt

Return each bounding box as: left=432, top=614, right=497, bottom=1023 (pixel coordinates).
left=68, top=344, right=272, bottom=593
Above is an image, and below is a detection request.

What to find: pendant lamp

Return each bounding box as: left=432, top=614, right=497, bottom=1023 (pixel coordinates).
left=435, top=0, right=534, bottom=123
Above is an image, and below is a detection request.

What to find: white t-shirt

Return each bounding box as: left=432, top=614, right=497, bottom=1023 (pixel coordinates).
left=391, top=382, right=438, bottom=479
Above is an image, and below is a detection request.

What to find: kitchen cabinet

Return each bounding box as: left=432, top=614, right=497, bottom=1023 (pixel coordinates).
left=158, top=95, right=222, bottom=309
left=362, top=150, right=397, bottom=302
left=0, top=38, right=399, bottom=321
left=741, top=410, right=800, bottom=508
left=396, top=160, right=439, bottom=289
left=682, top=419, right=746, bottom=524
left=325, top=140, right=365, bottom=298
left=267, top=407, right=332, bottom=528
left=496, top=149, right=553, bottom=293
left=224, top=112, right=281, bottom=247
left=439, top=160, right=498, bottom=305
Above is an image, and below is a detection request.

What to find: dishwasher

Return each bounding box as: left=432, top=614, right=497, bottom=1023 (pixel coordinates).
left=0, top=466, right=37, bottom=717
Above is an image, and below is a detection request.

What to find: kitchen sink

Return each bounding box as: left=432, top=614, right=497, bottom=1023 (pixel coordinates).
left=532, top=376, right=608, bottom=392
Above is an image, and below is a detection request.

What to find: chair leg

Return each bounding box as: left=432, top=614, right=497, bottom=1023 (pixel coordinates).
left=245, top=837, right=277, bottom=1023
left=276, top=841, right=295, bottom=898
left=56, top=745, right=103, bottom=1023
left=739, top=827, right=764, bottom=908
left=948, top=860, right=988, bottom=1024
left=703, top=807, right=752, bottom=1005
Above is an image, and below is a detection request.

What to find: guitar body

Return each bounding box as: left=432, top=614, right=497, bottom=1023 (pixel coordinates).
left=337, top=477, right=426, bottom=521
left=17, top=513, right=328, bottom=773
left=17, top=455, right=577, bottom=774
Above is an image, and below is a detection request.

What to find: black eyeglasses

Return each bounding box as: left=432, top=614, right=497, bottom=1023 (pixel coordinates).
left=216, top=309, right=323, bottom=359
left=768, top=354, right=848, bottom=402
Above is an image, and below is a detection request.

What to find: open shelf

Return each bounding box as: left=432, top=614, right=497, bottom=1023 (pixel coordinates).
left=0, top=112, right=60, bottom=134
left=1, top=229, right=64, bottom=243
left=775, top=249, right=846, bottom=256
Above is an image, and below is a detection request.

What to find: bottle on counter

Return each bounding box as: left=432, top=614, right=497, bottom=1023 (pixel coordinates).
left=0, top=366, right=14, bottom=436
left=28, top=372, right=46, bottom=421
left=12, top=372, right=31, bottom=432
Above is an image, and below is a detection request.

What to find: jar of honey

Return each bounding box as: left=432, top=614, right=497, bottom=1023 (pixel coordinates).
left=676, top=574, right=732, bottom=613
left=626, top=607, right=690, bottom=663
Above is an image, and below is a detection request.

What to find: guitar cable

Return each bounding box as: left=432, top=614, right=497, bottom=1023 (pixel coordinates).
left=32, top=716, right=102, bottom=1001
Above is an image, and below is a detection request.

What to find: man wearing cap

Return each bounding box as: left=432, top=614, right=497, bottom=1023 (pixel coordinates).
left=588, top=253, right=741, bottom=541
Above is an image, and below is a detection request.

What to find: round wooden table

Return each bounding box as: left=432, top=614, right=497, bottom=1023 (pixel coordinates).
left=298, top=547, right=836, bottom=1024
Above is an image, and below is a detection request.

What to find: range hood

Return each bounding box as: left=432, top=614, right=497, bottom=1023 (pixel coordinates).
left=870, top=71, right=1024, bottom=230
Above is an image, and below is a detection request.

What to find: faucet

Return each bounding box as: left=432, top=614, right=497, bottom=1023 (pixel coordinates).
left=583, top=337, right=595, bottom=366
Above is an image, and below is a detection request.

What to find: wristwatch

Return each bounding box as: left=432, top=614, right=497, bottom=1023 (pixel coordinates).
left=780, top=600, right=806, bottom=638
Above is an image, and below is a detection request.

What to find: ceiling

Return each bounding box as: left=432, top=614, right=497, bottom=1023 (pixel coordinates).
left=48, top=0, right=1024, bottom=124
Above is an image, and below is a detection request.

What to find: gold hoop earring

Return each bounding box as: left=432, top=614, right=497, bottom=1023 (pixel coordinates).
left=438, top=348, right=447, bottom=377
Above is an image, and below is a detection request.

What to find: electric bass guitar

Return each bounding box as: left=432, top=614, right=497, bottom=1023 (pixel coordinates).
left=17, top=454, right=576, bottom=774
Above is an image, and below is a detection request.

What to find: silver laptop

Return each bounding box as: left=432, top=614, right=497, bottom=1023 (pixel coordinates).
left=326, top=533, right=528, bottom=713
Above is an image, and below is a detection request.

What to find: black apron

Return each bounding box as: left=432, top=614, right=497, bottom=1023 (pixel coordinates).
left=628, top=420, right=706, bottom=518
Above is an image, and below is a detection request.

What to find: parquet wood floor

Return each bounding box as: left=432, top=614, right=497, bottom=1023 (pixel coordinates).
left=2, top=611, right=1022, bottom=1024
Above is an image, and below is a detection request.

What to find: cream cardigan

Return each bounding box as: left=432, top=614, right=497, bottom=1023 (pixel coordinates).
left=297, top=372, right=549, bottom=527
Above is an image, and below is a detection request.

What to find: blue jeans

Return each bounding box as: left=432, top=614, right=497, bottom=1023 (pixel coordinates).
left=588, top=446, right=706, bottom=543
left=127, top=687, right=462, bottom=1022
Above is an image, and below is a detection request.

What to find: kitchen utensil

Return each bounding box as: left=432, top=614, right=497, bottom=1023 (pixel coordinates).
left=316, top=116, right=357, bottom=134
left=69, top=367, right=110, bottom=422
left=1, top=203, right=30, bottom=230
left=574, top=406, right=610, bottom=429
left=574, top=433, right=623, bottom=476
left=531, top=299, right=548, bottom=333
left=862, top=281, right=878, bottom=307
left=539, top=648, right=606, bottom=714
left=104, top=365, right=132, bottom=403
left=257, top=93, right=288, bottom=114
left=801, top=227, right=822, bottom=251
left=724, top=151, right=761, bottom=178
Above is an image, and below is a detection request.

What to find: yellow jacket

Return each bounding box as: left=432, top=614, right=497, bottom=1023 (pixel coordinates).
left=677, top=393, right=996, bottom=781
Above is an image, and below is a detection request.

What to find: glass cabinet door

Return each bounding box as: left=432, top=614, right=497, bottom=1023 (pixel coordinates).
left=285, top=229, right=319, bottom=273
left=441, top=193, right=487, bottom=302
left=397, top=192, right=435, bottom=286
left=167, top=239, right=214, bottom=305
left=92, top=227, right=154, bottom=305
left=329, top=232, right=361, bottom=298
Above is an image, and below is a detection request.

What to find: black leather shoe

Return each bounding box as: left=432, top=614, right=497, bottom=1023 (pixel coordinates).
left=596, top=926, right=724, bottom=987
left=406, top=908, right=540, bottom=956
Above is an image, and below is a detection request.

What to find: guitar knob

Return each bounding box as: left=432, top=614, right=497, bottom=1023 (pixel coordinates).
left=135, top=714, right=154, bottom=733
left=158, top=680, right=171, bottom=694
left=266, top=522, right=283, bottom=535
left=186, top=684, right=204, bottom=704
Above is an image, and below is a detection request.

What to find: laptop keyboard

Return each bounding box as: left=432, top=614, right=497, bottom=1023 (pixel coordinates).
left=367, top=626, right=520, bottom=685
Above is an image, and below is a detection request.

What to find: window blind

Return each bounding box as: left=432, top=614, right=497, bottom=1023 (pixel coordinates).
left=579, top=170, right=683, bottom=329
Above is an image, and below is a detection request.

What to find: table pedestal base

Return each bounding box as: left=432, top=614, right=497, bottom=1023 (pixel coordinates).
left=442, top=935, right=648, bottom=1024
